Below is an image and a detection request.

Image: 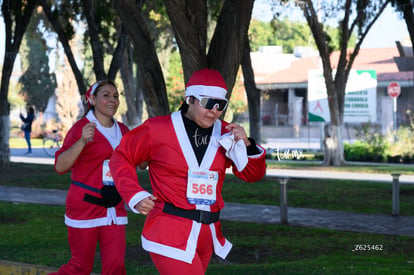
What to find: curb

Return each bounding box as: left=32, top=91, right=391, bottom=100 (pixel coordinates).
left=0, top=260, right=57, bottom=275
left=0, top=260, right=100, bottom=275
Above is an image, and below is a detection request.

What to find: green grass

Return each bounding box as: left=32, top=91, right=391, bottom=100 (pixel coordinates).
left=0, top=202, right=413, bottom=274
left=2, top=162, right=414, bottom=273
left=9, top=137, right=43, bottom=148
left=266, top=159, right=414, bottom=174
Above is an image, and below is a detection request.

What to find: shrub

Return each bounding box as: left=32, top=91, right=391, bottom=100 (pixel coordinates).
left=345, top=123, right=390, bottom=162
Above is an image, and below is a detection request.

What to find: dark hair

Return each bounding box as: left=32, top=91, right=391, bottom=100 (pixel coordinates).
left=83, top=79, right=117, bottom=116
left=178, top=97, right=196, bottom=114
left=26, top=105, right=35, bottom=114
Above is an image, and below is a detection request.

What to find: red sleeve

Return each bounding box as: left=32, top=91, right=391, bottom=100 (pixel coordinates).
left=54, top=119, right=87, bottom=175
left=110, top=120, right=152, bottom=205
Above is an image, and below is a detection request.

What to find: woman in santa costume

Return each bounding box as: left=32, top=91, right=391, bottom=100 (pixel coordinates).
left=110, top=68, right=266, bottom=275
left=51, top=80, right=129, bottom=275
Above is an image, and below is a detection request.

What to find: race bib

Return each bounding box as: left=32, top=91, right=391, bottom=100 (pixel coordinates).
left=102, top=160, right=115, bottom=186
left=186, top=169, right=218, bottom=205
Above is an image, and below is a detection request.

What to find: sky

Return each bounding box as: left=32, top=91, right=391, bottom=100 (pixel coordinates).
left=251, top=0, right=410, bottom=49
left=0, top=2, right=411, bottom=71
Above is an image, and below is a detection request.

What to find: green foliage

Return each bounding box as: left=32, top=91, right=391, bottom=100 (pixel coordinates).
left=388, top=126, right=414, bottom=163
left=19, top=10, right=57, bottom=112
left=166, top=51, right=185, bottom=112
left=344, top=141, right=383, bottom=162
left=249, top=19, right=276, bottom=51
left=344, top=122, right=414, bottom=163
left=7, top=81, right=25, bottom=109
left=271, top=17, right=317, bottom=53
left=325, top=24, right=357, bottom=51
left=344, top=123, right=390, bottom=162
left=249, top=16, right=352, bottom=54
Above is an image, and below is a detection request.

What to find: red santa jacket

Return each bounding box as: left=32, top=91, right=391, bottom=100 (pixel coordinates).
left=110, top=111, right=266, bottom=263
left=55, top=117, right=129, bottom=228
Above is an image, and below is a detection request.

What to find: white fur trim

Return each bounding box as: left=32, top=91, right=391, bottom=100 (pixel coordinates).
left=64, top=214, right=128, bottom=228
left=142, top=221, right=201, bottom=263
left=209, top=223, right=233, bottom=259
left=128, top=191, right=153, bottom=214
left=171, top=111, right=222, bottom=171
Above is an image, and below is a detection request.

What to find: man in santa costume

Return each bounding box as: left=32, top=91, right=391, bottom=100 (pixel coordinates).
left=110, top=68, right=266, bottom=274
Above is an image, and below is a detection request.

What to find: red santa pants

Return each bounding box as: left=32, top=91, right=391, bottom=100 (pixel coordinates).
left=49, top=224, right=126, bottom=275
left=150, top=223, right=214, bottom=275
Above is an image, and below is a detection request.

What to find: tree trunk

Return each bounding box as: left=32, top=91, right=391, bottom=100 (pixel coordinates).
left=241, top=38, right=261, bottom=142
left=0, top=52, right=15, bottom=167
left=323, top=124, right=345, bottom=166
left=0, top=0, right=38, bottom=167
left=108, top=28, right=128, bottom=80
left=113, top=0, right=170, bottom=117
left=121, top=42, right=141, bottom=128
left=83, top=0, right=106, bottom=80
left=207, top=0, right=254, bottom=96
left=40, top=0, right=87, bottom=95
left=163, top=0, right=208, bottom=82
left=397, top=0, right=414, bottom=53
left=302, top=0, right=387, bottom=166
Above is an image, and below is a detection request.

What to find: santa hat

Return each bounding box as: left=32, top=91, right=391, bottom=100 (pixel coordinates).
left=185, top=69, right=227, bottom=100
left=85, top=81, right=102, bottom=107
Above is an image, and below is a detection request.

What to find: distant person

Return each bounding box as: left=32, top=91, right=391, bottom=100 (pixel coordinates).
left=50, top=80, right=129, bottom=275
left=20, top=105, right=35, bottom=155
left=110, top=69, right=267, bottom=274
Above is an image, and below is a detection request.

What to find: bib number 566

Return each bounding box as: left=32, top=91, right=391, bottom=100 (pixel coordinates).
left=192, top=183, right=213, bottom=195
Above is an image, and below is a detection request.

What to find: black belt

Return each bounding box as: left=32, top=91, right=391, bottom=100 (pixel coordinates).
left=72, top=181, right=122, bottom=208
left=163, top=203, right=220, bottom=224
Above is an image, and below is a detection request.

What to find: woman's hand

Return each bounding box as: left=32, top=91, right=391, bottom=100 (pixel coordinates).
left=134, top=196, right=157, bottom=215
left=81, top=122, right=96, bottom=143
left=225, top=123, right=251, bottom=146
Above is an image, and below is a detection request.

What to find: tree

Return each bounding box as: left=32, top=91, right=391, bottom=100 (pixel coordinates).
left=391, top=0, right=414, bottom=54
left=242, top=38, right=262, bottom=142
left=38, top=0, right=87, bottom=96
left=163, top=0, right=254, bottom=104
left=113, top=0, right=171, bottom=117
left=114, top=0, right=257, bottom=140
left=120, top=41, right=144, bottom=128
left=0, top=0, right=38, bottom=167
left=296, top=0, right=389, bottom=166
left=19, top=9, right=57, bottom=112
left=40, top=0, right=127, bottom=105
left=56, top=58, right=81, bottom=137
left=81, top=0, right=126, bottom=81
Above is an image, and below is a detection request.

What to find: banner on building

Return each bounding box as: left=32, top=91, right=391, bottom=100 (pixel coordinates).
left=308, top=69, right=377, bottom=123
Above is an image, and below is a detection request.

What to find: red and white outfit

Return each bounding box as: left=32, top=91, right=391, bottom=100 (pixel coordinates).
left=110, top=111, right=266, bottom=264
left=53, top=111, right=129, bottom=275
